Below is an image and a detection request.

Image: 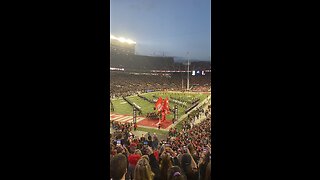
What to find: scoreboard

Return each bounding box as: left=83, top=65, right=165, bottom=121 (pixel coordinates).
left=191, top=70, right=206, bottom=76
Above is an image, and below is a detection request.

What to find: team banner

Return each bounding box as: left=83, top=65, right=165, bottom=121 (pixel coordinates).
left=163, top=97, right=170, bottom=114
left=155, top=97, right=163, bottom=112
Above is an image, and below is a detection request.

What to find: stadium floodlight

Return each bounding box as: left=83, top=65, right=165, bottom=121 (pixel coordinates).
left=126, top=39, right=136, bottom=44
left=110, top=34, right=136, bottom=44
left=118, top=37, right=126, bottom=43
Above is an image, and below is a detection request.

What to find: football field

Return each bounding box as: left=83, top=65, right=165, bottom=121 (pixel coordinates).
left=110, top=91, right=209, bottom=121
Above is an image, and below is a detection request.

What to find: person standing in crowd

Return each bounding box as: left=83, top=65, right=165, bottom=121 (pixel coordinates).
left=167, top=166, right=186, bottom=180
left=134, top=123, right=137, bottom=131
left=110, top=154, right=128, bottom=180
left=204, top=161, right=211, bottom=180
left=160, top=154, right=173, bottom=180
left=140, top=134, right=145, bottom=142
left=147, top=133, right=153, bottom=147
left=134, top=158, right=154, bottom=180
left=198, top=151, right=210, bottom=180
left=152, top=134, right=158, bottom=150
left=180, top=153, right=199, bottom=180
left=145, top=145, right=161, bottom=180
left=128, top=149, right=142, bottom=180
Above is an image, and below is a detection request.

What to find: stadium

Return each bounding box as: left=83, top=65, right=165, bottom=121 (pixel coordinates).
left=110, top=35, right=211, bottom=128
left=110, top=34, right=212, bottom=180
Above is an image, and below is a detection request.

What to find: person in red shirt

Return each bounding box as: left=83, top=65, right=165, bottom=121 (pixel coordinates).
left=127, top=149, right=142, bottom=179
left=153, top=149, right=159, bottom=161
left=128, top=149, right=141, bottom=166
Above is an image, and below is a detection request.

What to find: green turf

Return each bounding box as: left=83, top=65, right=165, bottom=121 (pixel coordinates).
left=126, top=96, right=154, bottom=115
left=110, top=98, right=133, bottom=115
left=136, top=127, right=168, bottom=135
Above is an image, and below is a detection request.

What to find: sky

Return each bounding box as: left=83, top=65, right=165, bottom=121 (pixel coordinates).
left=110, top=0, right=211, bottom=61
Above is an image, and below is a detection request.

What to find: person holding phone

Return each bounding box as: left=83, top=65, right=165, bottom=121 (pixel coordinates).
left=117, top=140, right=121, bottom=146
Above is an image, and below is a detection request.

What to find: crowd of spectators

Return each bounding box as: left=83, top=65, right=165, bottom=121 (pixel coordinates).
left=110, top=103, right=212, bottom=180
left=111, top=121, right=134, bottom=132
left=110, top=52, right=211, bottom=72
left=110, top=71, right=211, bottom=99
left=191, top=86, right=210, bottom=92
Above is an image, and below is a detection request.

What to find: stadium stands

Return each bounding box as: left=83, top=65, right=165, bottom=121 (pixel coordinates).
left=110, top=51, right=212, bottom=180
left=110, top=53, right=175, bottom=71
left=110, top=71, right=211, bottom=99
left=110, top=52, right=211, bottom=71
